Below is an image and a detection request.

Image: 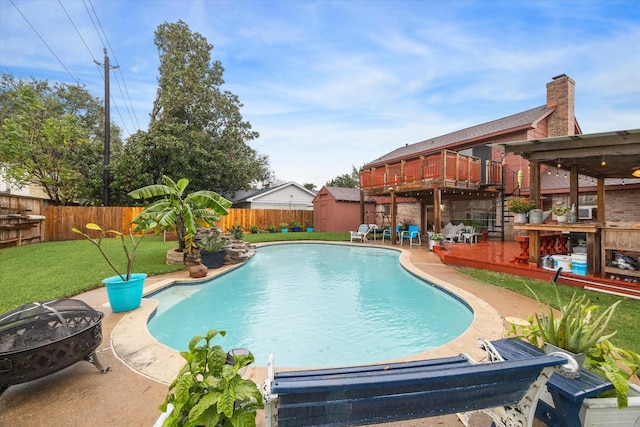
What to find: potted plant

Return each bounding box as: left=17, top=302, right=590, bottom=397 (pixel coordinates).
left=229, top=224, right=244, bottom=240
left=506, top=285, right=640, bottom=410
left=462, top=219, right=482, bottom=231
left=280, top=222, right=289, bottom=233
left=128, top=175, right=231, bottom=264
left=429, top=232, right=443, bottom=251
left=507, top=197, right=537, bottom=224
left=198, top=232, right=228, bottom=269
left=552, top=205, right=570, bottom=223
left=268, top=224, right=277, bottom=233
left=305, top=219, right=314, bottom=233
left=72, top=223, right=150, bottom=313
left=290, top=220, right=302, bottom=232
left=157, top=329, right=263, bottom=427
left=250, top=225, right=259, bottom=234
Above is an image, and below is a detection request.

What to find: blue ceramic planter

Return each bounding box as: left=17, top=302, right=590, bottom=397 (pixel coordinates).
left=102, top=273, right=146, bottom=313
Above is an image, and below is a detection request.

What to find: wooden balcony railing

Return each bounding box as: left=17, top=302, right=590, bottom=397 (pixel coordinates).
left=360, top=150, right=502, bottom=191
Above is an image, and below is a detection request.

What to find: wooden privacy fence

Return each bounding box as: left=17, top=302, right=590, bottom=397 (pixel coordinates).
left=45, top=206, right=145, bottom=241
left=45, top=206, right=313, bottom=242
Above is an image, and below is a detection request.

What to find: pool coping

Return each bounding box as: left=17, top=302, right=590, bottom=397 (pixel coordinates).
left=110, top=242, right=504, bottom=385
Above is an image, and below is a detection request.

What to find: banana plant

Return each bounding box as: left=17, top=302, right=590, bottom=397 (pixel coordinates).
left=129, top=175, right=232, bottom=253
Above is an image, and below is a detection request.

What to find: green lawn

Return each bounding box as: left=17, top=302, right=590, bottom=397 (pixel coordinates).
left=0, top=236, right=184, bottom=312
left=1, top=233, right=637, bottom=353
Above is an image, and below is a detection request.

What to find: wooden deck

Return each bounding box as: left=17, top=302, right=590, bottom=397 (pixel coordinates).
left=431, top=239, right=640, bottom=299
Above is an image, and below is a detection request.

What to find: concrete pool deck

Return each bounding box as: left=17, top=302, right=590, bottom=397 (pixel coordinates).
left=0, top=242, right=546, bottom=426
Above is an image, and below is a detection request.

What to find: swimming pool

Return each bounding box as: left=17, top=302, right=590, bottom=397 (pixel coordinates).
left=147, top=243, right=473, bottom=367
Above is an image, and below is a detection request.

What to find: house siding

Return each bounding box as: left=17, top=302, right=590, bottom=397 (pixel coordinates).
left=232, top=182, right=315, bottom=211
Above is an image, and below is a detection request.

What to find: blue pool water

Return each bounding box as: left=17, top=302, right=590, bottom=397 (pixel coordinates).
left=147, top=243, right=473, bottom=367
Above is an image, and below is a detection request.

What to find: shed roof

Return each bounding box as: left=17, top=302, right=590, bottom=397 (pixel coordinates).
left=321, top=186, right=374, bottom=202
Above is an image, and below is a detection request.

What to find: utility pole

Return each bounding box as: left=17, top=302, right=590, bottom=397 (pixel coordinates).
left=95, top=48, right=118, bottom=206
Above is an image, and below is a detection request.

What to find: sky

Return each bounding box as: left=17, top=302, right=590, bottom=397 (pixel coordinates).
left=1, top=1, right=639, bottom=189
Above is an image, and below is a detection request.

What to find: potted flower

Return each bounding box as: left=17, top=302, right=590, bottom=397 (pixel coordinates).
left=507, top=197, right=537, bottom=224
left=506, top=285, right=640, bottom=412
left=72, top=223, right=150, bottom=313
left=429, top=232, right=443, bottom=251
left=280, top=222, right=289, bottom=233
left=290, top=220, right=302, bottom=232
left=157, top=329, right=263, bottom=426
left=305, top=219, right=314, bottom=233
left=552, top=205, right=570, bottom=223
left=198, top=232, right=228, bottom=269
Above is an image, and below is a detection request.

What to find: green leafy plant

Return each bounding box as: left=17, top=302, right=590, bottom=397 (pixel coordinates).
left=289, top=220, right=302, bottom=228
left=198, top=232, right=228, bottom=253
left=462, top=219, right=482, bottom=229
left=268, top=224, right=277, bottom=233
left=430, top=233, right=443, bottom=241
left=128, top=175, right=231, bottom=254
left=552, top=205, right=570, bottom=216
left=229, top=224, right=244, bottom=240
left=506, top=283, right=640, bottom=408
left=506, top=197, right=536, bottom=213
left=72, top=223, right=150, bottom=281
left=305, top=219, right=313, bottom=229
left=250, top=225, right=259, bottom=233
left=279, top=222, right=289, bottom=229
left=159, top=329, right=264, bottom=427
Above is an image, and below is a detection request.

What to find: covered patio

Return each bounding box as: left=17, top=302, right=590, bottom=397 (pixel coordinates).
left=495, top=128, right=640, bottom=280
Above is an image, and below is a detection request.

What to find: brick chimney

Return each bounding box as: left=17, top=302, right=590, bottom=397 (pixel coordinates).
left=546, top=74, right=576, bottom=137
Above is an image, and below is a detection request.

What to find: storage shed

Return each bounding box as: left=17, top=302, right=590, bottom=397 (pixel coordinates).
left=312, top=187, right=376, bottom=233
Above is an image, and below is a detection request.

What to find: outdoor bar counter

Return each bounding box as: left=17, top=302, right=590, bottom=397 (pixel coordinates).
left=514, top=223, right=601, bottom=275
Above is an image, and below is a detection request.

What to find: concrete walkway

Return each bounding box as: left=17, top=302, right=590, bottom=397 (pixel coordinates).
left=0, top=242, right=544, bottom=426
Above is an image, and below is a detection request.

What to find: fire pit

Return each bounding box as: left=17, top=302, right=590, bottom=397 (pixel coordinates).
left=0, top=299, right=109, bottom=395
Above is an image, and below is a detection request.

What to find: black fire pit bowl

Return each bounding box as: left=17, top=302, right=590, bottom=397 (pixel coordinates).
left=0, top=299, right=110, bottom=395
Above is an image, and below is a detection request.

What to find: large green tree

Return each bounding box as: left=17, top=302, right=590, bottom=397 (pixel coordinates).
left=0, top=74, right=118, bottom=205
left=112, top=20, right=270, bottom=197
left=326, top=166, right=360, bottom=188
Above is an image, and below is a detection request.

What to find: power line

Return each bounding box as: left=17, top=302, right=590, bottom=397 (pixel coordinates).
left=85, top=0, right=141, bottom=131
left=9, top=0, right=79, bottom=84
left=61, top=0, right=130, bottom=136
left=59, top=0, right=97, bottom=63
